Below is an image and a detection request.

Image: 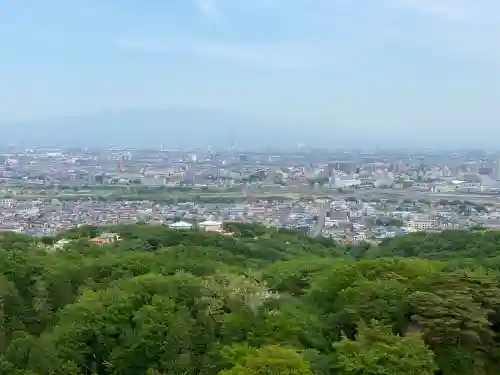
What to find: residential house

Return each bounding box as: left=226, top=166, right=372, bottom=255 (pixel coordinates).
left=90, top=232, right=121, bottom=245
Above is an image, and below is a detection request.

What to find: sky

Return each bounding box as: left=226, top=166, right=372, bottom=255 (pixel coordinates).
left=1, top=0, right=500, bottom=145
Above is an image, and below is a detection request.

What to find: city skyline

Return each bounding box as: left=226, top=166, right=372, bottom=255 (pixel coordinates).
left=1, top=0, right=499, bottom=145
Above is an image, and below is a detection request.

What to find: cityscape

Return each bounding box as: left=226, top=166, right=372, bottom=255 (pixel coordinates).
left=3, top=1, right=500, bottom=374
left=2, top=145, right=500, bottom=243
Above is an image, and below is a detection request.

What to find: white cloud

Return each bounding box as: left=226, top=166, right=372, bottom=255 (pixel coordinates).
left=384, top=0, right=500, bottom=24
left=382, top=0, right=500, bottom=59
left=116, top=0, right=500, bottom=69
left=114, top=37, right=326, bottom=69
left=195, top=0, right=223, bottom=24
left=309, top=0, right=500, bottom=61
left=191, top=43, right=318, bottom=68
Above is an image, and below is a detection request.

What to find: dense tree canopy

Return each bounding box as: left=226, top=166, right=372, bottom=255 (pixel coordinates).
left=1, top=224, right=500, bottom=374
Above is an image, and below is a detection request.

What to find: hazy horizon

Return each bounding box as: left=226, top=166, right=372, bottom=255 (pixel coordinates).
left=1, top=1, right=499, bottom=146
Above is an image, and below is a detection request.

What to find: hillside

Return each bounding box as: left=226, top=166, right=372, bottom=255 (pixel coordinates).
left=1, top=224, right=500, bottom=374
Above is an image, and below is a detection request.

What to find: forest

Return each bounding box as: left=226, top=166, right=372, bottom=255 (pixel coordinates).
left=1, top=223, right=500, bottom=374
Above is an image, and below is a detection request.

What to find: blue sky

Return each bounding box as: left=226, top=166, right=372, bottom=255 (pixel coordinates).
left=1, top=0, right=499, bottom=143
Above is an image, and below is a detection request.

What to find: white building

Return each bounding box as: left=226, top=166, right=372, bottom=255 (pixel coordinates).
left=333, top=178, right=362, bottom=188
left=407, top=219, right=437, bottom=232
left=199, top=220, right=223, bottom=232
left=53, top=239, right=72, bottom=250
left=168, top=221, right=193, bottom=230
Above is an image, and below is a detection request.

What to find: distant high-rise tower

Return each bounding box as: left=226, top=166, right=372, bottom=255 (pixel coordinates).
left=119, top=155, right=125, bottom=171
left=88, top=173, right=96, bottom=185
left=183, top=164, right=194, bottom=185
left=327, top=163, right=335, bottom=178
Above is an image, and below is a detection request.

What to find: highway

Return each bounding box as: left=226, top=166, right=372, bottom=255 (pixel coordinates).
left=343, top=189, right=500, bottom=204
left=249, top=188, right=500, bottom=205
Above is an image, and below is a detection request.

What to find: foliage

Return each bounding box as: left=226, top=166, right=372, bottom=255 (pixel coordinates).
left=333, top=321, right=437, bottom=375
left=376, top=229, right=500, bottom=260
left=218, top=344, right=313, bottom=375
left=1, top=224, right=500, bottom=374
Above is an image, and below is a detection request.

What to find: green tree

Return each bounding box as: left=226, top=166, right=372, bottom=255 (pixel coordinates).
left=409, top=289, right=497, bottom=374
left=333, top=321, right=437, bottom=375
left=331, top=279, right=410, bottom=337
left=218, top=344, right=313, bottom=375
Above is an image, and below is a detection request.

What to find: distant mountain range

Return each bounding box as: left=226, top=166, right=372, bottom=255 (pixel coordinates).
left=0, top=108, right=300, bottom=149
left=4, top=108, right=492, bottom=150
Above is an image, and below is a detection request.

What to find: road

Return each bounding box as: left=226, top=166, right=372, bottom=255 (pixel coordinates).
left=254, top=188, right=500, bottom=204
left=310, top=202, right=328, bottom=237
left=344, top=190, right=500, bottom=204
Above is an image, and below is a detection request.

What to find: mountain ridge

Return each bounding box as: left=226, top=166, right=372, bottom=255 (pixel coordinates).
left=0, top=108, right=297, bottom=148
